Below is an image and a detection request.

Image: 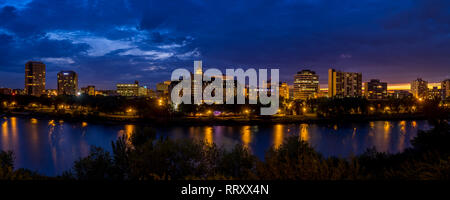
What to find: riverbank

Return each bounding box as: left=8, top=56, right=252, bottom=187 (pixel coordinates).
left=1, top=110, right=433, bottom=127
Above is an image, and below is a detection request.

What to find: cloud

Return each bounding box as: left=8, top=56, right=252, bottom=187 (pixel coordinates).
left=157, top=43, right=184, bottom=49
left=142, top=65, right=166, bottom=71
left=41, top=57, right=75, bottom=65
left=176, top=48, right=201, bottom=60
left=47, top=31, right=134, bottom=57
left=119, top=48, right=173, bottom=60
left=0, top=0, right=31, bottom=9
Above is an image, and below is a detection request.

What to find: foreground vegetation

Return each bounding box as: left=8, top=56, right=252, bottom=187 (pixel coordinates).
left=1, top=119, right=449, bottom=180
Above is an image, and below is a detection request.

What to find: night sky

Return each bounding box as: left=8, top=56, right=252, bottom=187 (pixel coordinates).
left=0, top=0, right=449, bottom=90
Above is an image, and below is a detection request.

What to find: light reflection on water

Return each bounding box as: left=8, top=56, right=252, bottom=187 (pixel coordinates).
left=0, top=116, right=431, bottom=176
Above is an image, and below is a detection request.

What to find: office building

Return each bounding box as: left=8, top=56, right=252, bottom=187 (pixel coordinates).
left=388, top=90, right=412, bottom=99
left=328, top=69, right=362, bottom=98
left=288, top=85, right=294, bottom=99
left=57, top=71, right=78, bottom=95
left=25, top=61, right=46, bottom=96
left=428, top=87, right=442, bottom=99
left=156, top=81, right=171, bottom=97
left=81, top=85, right=96, bottom=96
left=138, top=86, right=149, bottom=97
left=116, top=81, right=139, bottom=96
left=279, top=82, right=289, bottom=99
left=364, top=79, right=387, bottom=100
left=294, top=70, right=319, bottom=100
left=193, top=60, right=203, bottom=104
left=411, top=78, right=428, bottom=99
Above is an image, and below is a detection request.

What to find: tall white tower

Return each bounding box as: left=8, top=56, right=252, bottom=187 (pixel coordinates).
left=194, top=60, right=202, bottom=75
left=193, top=60, right=203, bottom=104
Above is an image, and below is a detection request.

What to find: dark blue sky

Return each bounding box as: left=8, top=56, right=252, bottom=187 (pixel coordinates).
left=0, top=0, right=449, bottom=89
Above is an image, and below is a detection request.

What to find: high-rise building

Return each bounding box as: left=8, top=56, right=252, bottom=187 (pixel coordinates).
left=57, top=71, right=78, bottom=95
left=328, top=69, right=362, bottom=98
left=81, top=85, right=96, bottom=96
left=193, top=60, right=203, bottom=104
left=441, top=79, right=450, bottom=99
left=194, top=60, right=202, bottom=75
left=288, top=85, right=294, bottom=100
left=410, top=78, right=428, bottom=99
left=279, top=82, right=289, bottom=100
left=25, top=61, right=46, bottom=96
left=294, top=70, right=319, bottom=100
left=364, top=79, right=387, bottom=100
left=116, top=81, right=139, bottom=96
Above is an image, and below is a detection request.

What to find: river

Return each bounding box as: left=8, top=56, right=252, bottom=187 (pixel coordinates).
left=0, top=116, right=431, bottom=176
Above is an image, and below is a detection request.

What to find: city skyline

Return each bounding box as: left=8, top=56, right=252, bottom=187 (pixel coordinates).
left=0, top=59, right=446, bottom=92
left=0, top=0, right=449, bottom=89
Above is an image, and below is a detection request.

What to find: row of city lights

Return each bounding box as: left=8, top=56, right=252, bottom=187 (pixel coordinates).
left=3, top=96, right=446, bottom=117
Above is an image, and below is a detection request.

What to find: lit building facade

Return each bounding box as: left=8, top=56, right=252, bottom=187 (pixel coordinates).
left=442, top=79, right=450, bottom=99
left=116, top=81, right=139, bottom=96
left=428, top=87, right=442, bottom=99
left=388, top=90, right=412, bottom=99
left=25, top=61, right=46, bottom=96
left=364, top=79, right=387, bottom=100
left=45, top=89, right=58, bottom=96
left=328, top=69, right=362, bottom=98
left=193, top=60, right=203, bottom=104
left=279, top=82, right=289, bottom=100
left=410, top=78, right=428, bottom=99
left=57, top=71, right=78, bottom=95
left=81, top=85, right=96, bottom=96
left=294, top=70, right=319, bottom=100
left=156, top=81, right=171, bottom=97
left=138, top=86, right=149, bottom=96
left=288, top=85, right=294, bottom=99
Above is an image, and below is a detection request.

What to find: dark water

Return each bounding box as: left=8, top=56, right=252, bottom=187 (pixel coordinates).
left=0, top=116, right=431, bottom=176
